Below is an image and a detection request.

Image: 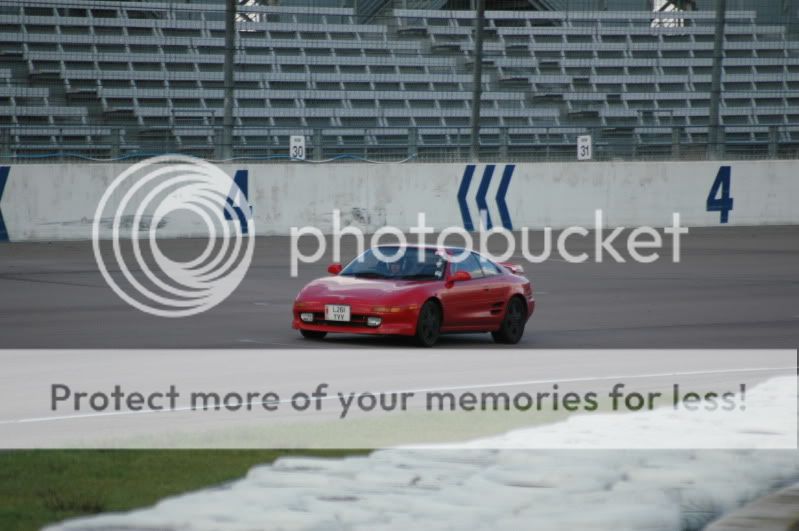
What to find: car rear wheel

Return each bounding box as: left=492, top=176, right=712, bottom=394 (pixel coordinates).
left=300, top=330, right=327, bottom=340
left=492, top=297, right=526, bottom=344
left=415, top=300, right=441, bottom=347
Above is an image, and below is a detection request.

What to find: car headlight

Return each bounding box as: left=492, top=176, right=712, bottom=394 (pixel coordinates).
left=371, top=305, right=417, bottom=313
left=300, top=312, right=314, bottom=323
left=366, top=316, right=382, bottom=327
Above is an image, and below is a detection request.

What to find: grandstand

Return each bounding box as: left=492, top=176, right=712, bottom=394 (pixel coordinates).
left=0, top=0, right=798, bottom=161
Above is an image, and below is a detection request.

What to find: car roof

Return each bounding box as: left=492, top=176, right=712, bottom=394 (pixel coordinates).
left=371, top=245, right=495, bottom=261
left=374, top=244, right=467, bottom=253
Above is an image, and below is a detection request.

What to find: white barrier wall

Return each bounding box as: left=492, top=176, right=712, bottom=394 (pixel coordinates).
left=1, top=160, right=798, bottom=241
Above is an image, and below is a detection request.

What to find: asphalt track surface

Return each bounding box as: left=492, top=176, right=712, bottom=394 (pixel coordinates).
left=0, top=227, right=797, bottom=446
left=0, top=226, right=797, bottom=349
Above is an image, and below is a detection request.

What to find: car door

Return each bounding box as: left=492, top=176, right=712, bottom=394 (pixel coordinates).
left=439, top=252, right=493, bottom=329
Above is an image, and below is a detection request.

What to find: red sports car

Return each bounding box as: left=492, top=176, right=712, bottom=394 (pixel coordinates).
left=292, top=245, right=534, bottom=347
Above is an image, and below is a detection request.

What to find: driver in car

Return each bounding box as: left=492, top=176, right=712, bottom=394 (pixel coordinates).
left=388, top=260, right=405, bottom=276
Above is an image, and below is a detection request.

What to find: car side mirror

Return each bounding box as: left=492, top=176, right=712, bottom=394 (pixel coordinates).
left=452, top=271, right=471, bottom=282
left=327, top=263, right=343, bottom=275
left=446, top=270, right=471, bottom=287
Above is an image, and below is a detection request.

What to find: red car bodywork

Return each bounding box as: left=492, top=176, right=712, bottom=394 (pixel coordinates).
left=292, top=247, right=534, bottom=339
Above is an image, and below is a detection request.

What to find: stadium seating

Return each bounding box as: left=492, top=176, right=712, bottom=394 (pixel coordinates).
left=0, top=1, right=797, bottom=159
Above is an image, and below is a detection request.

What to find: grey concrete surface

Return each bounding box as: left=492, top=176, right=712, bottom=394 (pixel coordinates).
left=705, top=481, right=799, bottom=531
left=0, top=226, right=797, bottom=349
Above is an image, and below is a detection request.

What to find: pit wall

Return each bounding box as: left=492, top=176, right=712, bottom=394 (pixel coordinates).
left=0, top=160, right=797, bottom=242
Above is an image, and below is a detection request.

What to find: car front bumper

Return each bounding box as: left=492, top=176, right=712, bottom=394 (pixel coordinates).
left=292, top=302, right=419, bottom=336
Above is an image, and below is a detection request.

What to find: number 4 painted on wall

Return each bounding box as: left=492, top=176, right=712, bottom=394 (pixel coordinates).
left=224, top=169, right=251, bottom=234
left=706, top=166, right=733, bottom=224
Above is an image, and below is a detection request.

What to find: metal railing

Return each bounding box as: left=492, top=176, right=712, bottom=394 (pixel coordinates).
left=1, top=125, right=797, bottom=163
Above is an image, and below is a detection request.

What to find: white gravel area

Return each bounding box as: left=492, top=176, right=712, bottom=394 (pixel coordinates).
left=49, top=377, right=799, bottom=531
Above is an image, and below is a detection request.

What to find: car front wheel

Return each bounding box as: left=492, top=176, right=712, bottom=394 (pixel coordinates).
left=492, top=297, right=526, bottom=344
left=415, top=300, right=441, bottom=347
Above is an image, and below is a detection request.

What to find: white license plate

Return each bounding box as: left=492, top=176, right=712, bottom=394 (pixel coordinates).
left=325, top=304, right=351, bottom=322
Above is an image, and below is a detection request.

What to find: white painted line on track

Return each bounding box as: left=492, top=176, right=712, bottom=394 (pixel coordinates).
left=0, top=366, right=794, bottom=426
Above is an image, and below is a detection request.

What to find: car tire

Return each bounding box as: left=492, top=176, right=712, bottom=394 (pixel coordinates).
left=300, top=330, right=327, bottom=340
left=415, top=300, right=441, bottom=347
left=492, top=297, right=526, bottom=344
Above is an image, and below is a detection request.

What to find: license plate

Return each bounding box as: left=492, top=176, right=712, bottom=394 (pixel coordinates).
left=325, top=304, right=350, bottom=322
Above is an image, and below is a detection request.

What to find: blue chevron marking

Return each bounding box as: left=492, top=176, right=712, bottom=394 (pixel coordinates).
left=0, top=166, right=9, bottom=242
left=457, top=164, right=476, bottom=231
left=476, top=165, right=495, bottom=230
left=496, top=164, right=514, bottom=230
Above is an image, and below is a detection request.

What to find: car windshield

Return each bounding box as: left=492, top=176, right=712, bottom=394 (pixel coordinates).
left=340, top=247, right=446, bottom=280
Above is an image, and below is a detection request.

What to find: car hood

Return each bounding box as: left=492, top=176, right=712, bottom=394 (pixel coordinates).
left=297, top=275, right=434, bottom=302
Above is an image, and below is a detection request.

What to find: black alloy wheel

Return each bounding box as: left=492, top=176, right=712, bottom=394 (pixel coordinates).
left=415, top=300, right=442, bottom=347
left=492, top=297, right=526, bottom=344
